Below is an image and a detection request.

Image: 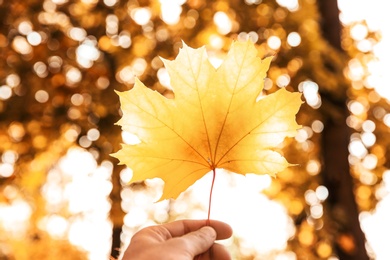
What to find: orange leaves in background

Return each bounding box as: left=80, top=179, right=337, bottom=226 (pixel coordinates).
left=113, top=41, right=302, bottom=201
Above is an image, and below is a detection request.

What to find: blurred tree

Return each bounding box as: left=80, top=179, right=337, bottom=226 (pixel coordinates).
left=0, top=0, right=387, bottom=259
left=317, top=1, right=368, bottom=259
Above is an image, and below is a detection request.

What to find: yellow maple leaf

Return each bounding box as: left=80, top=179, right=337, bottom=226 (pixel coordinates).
left=113, top=41, right=302, bottom=201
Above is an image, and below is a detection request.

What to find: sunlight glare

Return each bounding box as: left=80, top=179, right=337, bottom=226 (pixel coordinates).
left=267, top=35, right=281, bottom=50
left=0, top=199, right=32, bottom=237
left=27, top=31, right=42, bottom=46
left=0, top=85, right=12, bottom=100
left=214, top=12, right=232, bottom=35
left=287, top=32, right=301, bottom=47
left=187, top=170, right=295, bottom=255
left=339, top=0, right=390, bottom=101
left=76, top=39, right=100, bottom=68
left=159, top=0, right=184, bottom=25
left=51, top=148, right=113, bottom=259
left=121, top=131, right=141, bottom=145
left=299, top=80, right=321, bottom=108
left=350, top=23, right=368, bottom=41
left=348, top=139, right=367, bottom=159
left=360, top=195, right=390, bottom=260
left=130, top=8, right=151, bottom=26
left=12, top=36, right=32, bottom=55
left=276, top=0, right=299, bottom=12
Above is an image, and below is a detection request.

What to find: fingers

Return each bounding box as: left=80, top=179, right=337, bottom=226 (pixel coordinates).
left=172, top=226, right=217, bottom=256
left=123, top=219, right=232, bottom=260
left=162, top=220, right=232, bottom=259
left=197, top=242, right=232, bottom=260
left=208, top=220, right=233, bottom=240
left=162, top=219, right=232, bottom=240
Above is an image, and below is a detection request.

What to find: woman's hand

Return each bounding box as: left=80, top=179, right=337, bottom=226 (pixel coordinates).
left=121, top=219, right=232, bottom=260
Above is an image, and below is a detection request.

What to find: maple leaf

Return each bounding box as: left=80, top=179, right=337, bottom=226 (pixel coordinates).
left=112, top=41, right=302, bottom=201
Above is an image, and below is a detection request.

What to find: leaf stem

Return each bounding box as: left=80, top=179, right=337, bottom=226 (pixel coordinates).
left=207, top=168, right=216, bottom=225
left=196, top=169, right=216, bottom=260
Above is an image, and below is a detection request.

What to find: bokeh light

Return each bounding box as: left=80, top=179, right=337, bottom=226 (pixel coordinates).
left=1, top=0, right=390, bottom=259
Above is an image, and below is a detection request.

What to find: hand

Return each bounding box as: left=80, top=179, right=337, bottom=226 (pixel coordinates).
left=121, top=219, right=232, bottom=260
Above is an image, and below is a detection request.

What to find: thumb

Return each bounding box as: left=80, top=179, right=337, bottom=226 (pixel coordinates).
left=178, top=226, right=217, bottom=257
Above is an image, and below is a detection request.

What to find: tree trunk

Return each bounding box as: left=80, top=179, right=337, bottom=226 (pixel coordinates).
left=317, top=0, right=369, bottom=259
left=322, top=111, right=369, bottom=260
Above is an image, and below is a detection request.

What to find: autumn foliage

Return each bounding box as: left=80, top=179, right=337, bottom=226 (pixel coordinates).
left=113, top=41, right=302, bottom=201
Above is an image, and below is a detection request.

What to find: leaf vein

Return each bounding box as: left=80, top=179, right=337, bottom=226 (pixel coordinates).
left=216, top=93, right=297, bottom=166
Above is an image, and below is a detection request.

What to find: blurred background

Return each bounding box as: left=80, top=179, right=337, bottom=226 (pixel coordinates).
left=1, top=0, right=389, bottom=259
